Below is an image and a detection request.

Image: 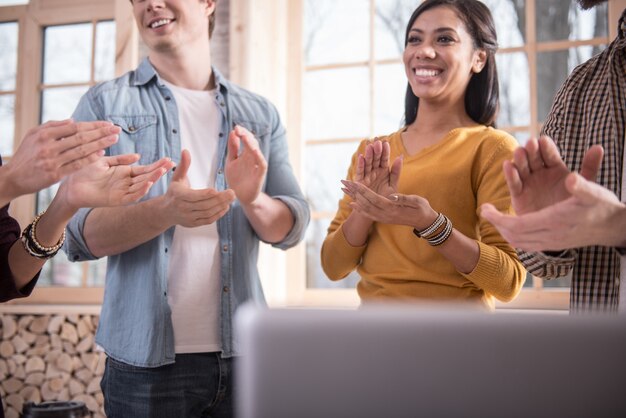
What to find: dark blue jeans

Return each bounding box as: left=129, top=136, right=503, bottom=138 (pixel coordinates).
left=101, top=352, right=235, bottom=418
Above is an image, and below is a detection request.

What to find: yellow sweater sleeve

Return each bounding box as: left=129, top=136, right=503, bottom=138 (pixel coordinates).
left=462, top=135, right=526, bottom=302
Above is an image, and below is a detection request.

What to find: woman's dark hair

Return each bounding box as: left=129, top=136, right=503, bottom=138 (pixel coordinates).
left=403, top=0, right=499, bottom=127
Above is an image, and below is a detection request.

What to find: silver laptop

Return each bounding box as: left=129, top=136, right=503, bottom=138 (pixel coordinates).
left=235, top=304, right=626, bottom=418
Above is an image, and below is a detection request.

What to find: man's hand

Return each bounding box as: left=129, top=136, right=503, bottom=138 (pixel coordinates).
left=504, top=135, right=603, bottom=215
left=60, top=154, right=175, bottom=210
left=2, top=119, right=121, bottom=199
left=162, top=149, right=235, bottom=228
left=482, top=173, right=626, bottom=251
left=224, top=125, right=268, bottom=205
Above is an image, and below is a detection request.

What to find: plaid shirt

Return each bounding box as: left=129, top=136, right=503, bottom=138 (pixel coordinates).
left=518, top=10, right=626, bottom=313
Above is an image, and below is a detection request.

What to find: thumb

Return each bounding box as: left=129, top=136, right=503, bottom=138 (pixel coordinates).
left=172, top=149, right=191, bottom=182
left=227, top=131, right=240, bottom=163
left=579, top=145, right=603, bottom=181
left=103, top=153, right=140, bottom=167
left=389, top=155, right=403, bottom=189
left=565, top=172, right=612, bottom=205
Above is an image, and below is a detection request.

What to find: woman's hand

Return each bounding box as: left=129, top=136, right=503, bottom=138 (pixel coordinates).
left=59, top=154, right=175, bottom=211
left=353, top=139, right=402, bottom=198
left=342, top=180, right=438, bottom=229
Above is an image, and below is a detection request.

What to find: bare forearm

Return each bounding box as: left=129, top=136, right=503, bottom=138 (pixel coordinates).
left=0, top=166, right=20, bottom=207
left=240, top=193, right=294, bottom=243
left=340, top=211, right=374, bottom=247
left=8, top=190, right=76, bottom=289
left=83, top=196, right=171, bottom=257
left=433, top=230, right=480, bottom=274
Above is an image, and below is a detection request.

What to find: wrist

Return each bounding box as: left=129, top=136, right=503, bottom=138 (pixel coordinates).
left=412, top=209, right=439, bottom=231
left=0, top=164, right=22, bottom=204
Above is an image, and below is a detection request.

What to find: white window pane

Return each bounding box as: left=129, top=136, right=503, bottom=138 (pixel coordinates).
left=41, top=86, right=89, bottom=122
left=512, top=131, right=531, bottom=146
left=0, top=22, right=18, bottom=90
left=482, top=0, right=525, bottom=48
left=39, top=256, right=83, bottom=287
left=537, top=46, right=605, bottom=122
left=536, top=0, right=607, bottom=42
left=305, top=141, right=360, bottom=213
left=34, top=182, right=82, bottom=287
left=0, top=94, right=15, bottom=156
left=304, top=67, right=369, bottom=140
left=304, top=0, right=369, bottom=66
left=496, top=52, right=530, bottom=128
left=306, top=218, right=360, bottom=289
left=374, top=0, right=415, bottom=60
left=373, top=62, right=405, bottom=135
left=95, top=20, right=116, bottom=82
left=43, top=23, right=92, bottom=85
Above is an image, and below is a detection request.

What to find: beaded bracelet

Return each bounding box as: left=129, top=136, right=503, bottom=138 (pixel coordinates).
left=413, top=213, right=454, bottom=247
left=412, top=213, right=445, bottom=238
left=20, top=211, right=66, bottom=259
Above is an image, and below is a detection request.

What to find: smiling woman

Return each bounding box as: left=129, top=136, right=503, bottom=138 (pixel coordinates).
left=321, top=0, right=526, bottom=310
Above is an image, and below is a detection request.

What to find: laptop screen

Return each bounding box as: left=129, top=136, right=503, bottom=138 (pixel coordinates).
left=236, top=305, right=626, bottom=418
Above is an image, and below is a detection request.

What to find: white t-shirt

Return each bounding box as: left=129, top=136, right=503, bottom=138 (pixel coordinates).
left=162, top=79, right=222, bottom=352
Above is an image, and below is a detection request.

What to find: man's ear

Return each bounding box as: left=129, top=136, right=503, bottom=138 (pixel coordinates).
left=205, top=0, right=217, bottom=17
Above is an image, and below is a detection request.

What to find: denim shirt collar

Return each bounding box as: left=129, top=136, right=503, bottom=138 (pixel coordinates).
left=132, top=58, right=231, bottom=94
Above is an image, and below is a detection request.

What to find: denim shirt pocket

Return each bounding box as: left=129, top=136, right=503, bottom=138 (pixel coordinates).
left=233, top=120, right=271, bottom=154
left=108, top=115, right=158, bottom=164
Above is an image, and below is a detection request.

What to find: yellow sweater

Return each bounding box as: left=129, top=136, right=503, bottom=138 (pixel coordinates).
left=321, top=126, right=526, bottom=310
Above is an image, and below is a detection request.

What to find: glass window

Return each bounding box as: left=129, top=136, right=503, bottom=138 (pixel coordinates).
left=43, top=23, right=93, bottom=85
left=300, top=0, right=610, bottom=298
left=482, top=0, right=526, bottom=48
left=305, top=141, right=360, bottom=213
left=536, top=0, right=607, bottom=42
left=304, top=0, right=370, bottom=66
left=373, top=62, right=406, bottom=135
left=496, top=52, right=530, bottom=128
left=0, top=95, right=15, bottom=157
left=36, top=20, right=115, bottom=287
left=536, top=46, right=605, bottom=122
left=303, top=67, right=370, bottom=140
left=95, top=20, right=116, bottom=82
left=0, top=21, right=18, bottom=156
left=0, top=0, right=29, bottom=5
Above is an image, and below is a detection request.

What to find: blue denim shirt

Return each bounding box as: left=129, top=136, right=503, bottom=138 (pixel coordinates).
left=64, top=58, right=310, bottom=367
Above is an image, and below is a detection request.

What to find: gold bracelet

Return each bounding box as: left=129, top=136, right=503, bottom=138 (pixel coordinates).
left=20, top=211, right=66, bottom=259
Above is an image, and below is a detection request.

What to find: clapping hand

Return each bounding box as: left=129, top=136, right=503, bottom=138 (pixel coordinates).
left=60, top=154, right=175, bottom=210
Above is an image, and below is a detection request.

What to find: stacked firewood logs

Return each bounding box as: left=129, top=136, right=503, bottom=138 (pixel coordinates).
left=0, top=314, right=106, bottom=418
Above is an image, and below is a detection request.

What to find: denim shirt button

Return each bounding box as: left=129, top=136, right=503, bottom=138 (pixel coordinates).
left=128, top=126, right=136, bottom=132
left=165, top=96, right=171, bottom=101
left=223, top=286, right=229, bottom=293
left=172, top=128, right=178, bottom=134
left=217, top=168, right=223, bottom=175
left=222, top=244, right=228, bottom=252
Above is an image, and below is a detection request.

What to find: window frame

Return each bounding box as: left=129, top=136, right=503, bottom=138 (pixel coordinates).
left=2, top=0, right=137, bottom=305
left=270, top=0, right=625, bottom=310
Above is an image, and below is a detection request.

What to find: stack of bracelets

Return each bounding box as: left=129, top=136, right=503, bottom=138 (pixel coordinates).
left=20, top=212, right=66, bottom=259
left=412, top=212, right=453, bottom=246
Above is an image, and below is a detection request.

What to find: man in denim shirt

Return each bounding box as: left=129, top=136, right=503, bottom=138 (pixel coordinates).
left=64, top=1, right=310, bottom=417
